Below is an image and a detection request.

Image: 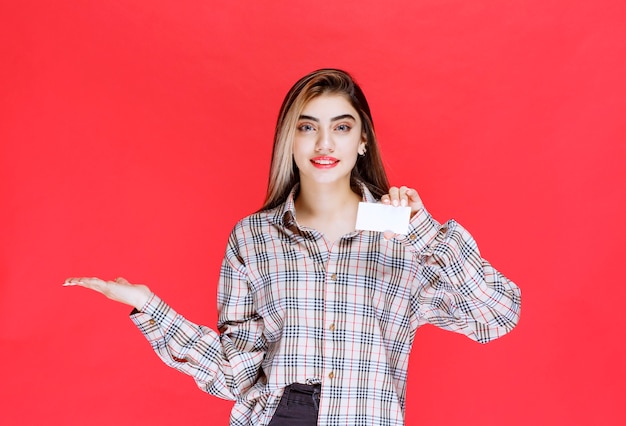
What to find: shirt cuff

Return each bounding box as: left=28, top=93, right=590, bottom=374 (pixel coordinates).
left=129, top=291, right=157, bottom=315
left=402, top=207, right=441, bottom=253
left=129, top=293, right=179, bottom=342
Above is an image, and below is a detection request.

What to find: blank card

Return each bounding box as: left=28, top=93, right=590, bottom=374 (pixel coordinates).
left=355, top=202, right=411, bottom=234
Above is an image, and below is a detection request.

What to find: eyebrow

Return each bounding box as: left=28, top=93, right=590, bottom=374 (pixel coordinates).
left=298, top=114, right=357, bottom=122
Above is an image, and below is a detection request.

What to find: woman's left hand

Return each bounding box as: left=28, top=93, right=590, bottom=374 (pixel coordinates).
left=380, top=186, right=424, bottom=238
left=381, top=186, right=424, bottom=215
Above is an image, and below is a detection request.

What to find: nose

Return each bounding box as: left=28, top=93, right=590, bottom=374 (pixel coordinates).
left=315, top=129, right=334, bottom=152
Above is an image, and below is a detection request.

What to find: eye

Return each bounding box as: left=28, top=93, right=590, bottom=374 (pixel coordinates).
left=335, top=124, right=351, bottom=132
left=297, top=123, right=315, bottom=132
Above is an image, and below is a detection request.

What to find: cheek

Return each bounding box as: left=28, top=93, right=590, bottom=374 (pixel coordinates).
left=291, top=138, right=303, bottom=156
left=291, top=140, right=308, bottom=166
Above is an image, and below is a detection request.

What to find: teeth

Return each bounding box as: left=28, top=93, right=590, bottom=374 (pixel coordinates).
left=313, top=159, right=335, bottom=165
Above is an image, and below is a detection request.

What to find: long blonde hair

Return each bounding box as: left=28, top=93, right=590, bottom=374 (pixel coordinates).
left=261, top=69, right=390, bottom=211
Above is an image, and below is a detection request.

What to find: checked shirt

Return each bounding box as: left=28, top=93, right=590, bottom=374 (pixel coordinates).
left=131, top=184, right=521, bottom=425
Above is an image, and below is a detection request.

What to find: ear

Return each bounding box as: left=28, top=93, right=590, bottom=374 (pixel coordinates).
left=358, top=138, right=367, bottom=156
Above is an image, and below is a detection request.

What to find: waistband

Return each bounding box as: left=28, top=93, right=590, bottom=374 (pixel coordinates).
left=283, top=383, right=321, bottom=409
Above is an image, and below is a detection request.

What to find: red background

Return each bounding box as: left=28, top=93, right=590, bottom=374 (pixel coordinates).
left=1, top=1, right=625, bottom=424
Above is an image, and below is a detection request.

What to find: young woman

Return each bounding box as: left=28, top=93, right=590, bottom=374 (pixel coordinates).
left=65, top=69, right=521, bottom=426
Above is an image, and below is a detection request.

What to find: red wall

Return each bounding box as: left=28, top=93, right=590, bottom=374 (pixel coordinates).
left=1, top=1, right=624, bottom=424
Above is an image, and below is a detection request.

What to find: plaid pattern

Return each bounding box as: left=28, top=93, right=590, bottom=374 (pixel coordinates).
left=131, top=184, right=521, bottom=426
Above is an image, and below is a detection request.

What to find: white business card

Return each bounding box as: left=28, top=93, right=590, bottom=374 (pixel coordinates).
left=355, top=202, right=411, bottom=234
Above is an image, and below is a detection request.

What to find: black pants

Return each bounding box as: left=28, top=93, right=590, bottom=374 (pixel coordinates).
left=267, top=383, right=321, bottom=426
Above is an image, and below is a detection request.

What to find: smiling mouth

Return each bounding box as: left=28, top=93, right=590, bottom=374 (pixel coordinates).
left=311, top=157, right=339, bottom=168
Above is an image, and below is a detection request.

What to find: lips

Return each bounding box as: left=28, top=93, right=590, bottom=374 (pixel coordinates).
left=310, top=156, right=339, bottom=169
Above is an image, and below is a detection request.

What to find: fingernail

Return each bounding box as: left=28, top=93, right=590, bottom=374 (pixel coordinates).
left=392, top=200, right=398, bottom=206
left=62, top=282, right=75, bottom=286
left=401, top=199, right=407, bottom=207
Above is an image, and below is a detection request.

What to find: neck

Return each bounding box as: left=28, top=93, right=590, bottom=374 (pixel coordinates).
left=295, top=179, right=361, bottom=220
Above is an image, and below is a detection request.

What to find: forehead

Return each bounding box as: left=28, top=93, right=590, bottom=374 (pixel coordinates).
left=300, top=93, right=359, bottom=119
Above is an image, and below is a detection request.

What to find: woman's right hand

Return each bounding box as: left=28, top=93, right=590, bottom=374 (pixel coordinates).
left=63, top=277, right=152, bottom=311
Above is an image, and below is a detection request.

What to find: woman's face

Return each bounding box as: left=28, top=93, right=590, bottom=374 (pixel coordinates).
left=292, top=93, right=366, bottom=188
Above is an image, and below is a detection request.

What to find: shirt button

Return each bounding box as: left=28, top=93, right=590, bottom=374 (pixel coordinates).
left=329, top=324, right=336, bottom=331
left=328, top=372, right=335, bottom=379
left=149, top=319, right=156, bottom=325
left=409, top=234, right=417, bottom=241
left=331, top=273, right=337, bottom=281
